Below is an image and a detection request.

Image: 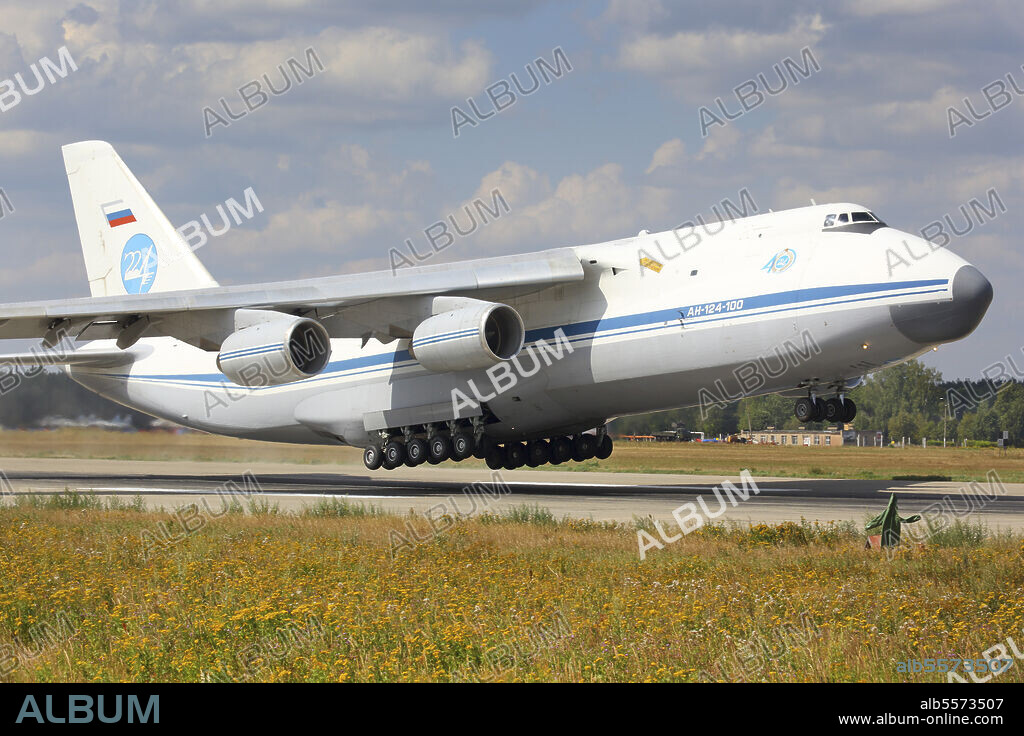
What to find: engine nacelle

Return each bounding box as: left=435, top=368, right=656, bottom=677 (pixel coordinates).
left=411, top=302, right=524, bottom=372
left=217, top=316, right=331, bottom=387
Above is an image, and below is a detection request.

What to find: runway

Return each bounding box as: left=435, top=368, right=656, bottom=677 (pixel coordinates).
left=3, top=456, right=1024, bottom=529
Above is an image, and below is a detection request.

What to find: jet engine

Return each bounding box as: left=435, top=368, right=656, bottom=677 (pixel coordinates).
left=217, top=315, right=331, bottom=387
left=411, top=302, right=524, bottom=372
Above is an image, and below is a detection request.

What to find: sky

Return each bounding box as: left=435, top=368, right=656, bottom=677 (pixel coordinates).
left=0, top=0, right=1020, bottom=379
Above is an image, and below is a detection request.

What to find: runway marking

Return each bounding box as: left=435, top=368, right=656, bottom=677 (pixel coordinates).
left=75, top=482, right=811, bottom=495
left=80, top=487, right=417, bottom=499
left=884, top=487, right=959, bottom=494
left=500, top=482, right=809, bottom=492
left=77, top=483, right=806, bottom=495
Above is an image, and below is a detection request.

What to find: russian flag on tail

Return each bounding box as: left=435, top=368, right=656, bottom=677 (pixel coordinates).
left=101, top=200, right=136, bottom=228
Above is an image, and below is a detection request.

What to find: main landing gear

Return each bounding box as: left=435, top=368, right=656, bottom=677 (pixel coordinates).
left=793, top=394, right=856, bottom=424
left=483, top=432, right=613, bottom=471
left=362, top=422, right=614, bottom=471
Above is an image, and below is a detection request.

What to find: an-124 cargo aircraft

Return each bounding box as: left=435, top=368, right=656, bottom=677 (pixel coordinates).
left=0, top=142, right=993, bottom=470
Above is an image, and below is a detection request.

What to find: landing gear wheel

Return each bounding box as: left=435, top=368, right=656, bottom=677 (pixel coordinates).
left=841, top=398, right=857, bottom=423
left=550, top=437, right=572, bottom=465
left=473, top=436, right=493, bottom=460
left=485, top=447, right=504, bottom=470
left=405, top=438, right=428, bottom=466
left=595, top=435, right=613, bottom=460
left=572, top=434, right=597, bottom=461
left=428, top=435, right=451, bottom=464
left=824, top=398, right=844, bottom=423
left=504, top=442, right=526, bottom=470
left=363, top=444, right=383, bottom=470
left=794, top=398, right=815, bottom=423
left=526, top=440, right=550, bottom=467
left=812, top=398, right=827, bottom=422
left=382, top=440, right=405, bottom=470
left=451, top=432, right=473, bottom=461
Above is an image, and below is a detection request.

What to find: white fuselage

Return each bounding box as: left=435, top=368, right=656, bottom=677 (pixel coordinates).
left=67, top=203, right=979, bottom=446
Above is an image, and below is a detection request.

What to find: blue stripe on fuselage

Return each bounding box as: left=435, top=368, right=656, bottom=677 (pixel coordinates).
left=102, top=278, right=949, bottom=388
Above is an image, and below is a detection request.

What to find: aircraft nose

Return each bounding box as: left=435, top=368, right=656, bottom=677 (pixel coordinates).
left=890, top=265, right=993, bottom=344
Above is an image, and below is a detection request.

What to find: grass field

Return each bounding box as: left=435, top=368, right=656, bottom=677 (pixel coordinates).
left=1, top=428, right=1022, bottom=481
left=1, top=497, right=1022, bottom=683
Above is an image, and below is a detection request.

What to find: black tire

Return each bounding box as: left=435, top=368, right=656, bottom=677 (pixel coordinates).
left=405, top=438, right=428, bottom=466
left=526, top=440, right=550, bottom=467
left=473, top=435, right=492, bottom=460
left=382, top=440, right=405, bottom=470
left=595, top=435, right=613, bottom=460
left=812, top=398, right=827, bottom=422
left=504, top=442, right=526, bottom=469
left=363, top=444, right=383, bottom=470
left=485, top=447, right=504, bottom=470
left=428, top=435, right=451, bottom=464
left=794, top=398, right=814, bottom=423
left=451, top=432, right=473, bottom=461
left=842, top=398, right=857, bottom=423
left=573, top=434, right=597, bottom=461
left=824, top=398, right=843, bottom=422
left=550, top=436, right=572, bottom=464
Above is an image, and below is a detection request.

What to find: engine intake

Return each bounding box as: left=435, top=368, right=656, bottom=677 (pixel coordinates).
left=412, top=302, right=524, bottom=372
left=217, top=316, right=331, bottom=387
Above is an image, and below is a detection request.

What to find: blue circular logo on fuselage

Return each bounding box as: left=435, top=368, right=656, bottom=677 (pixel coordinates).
left=762, top=248, right=796, bottom=274
left=120, top=233, right=158, bottom=294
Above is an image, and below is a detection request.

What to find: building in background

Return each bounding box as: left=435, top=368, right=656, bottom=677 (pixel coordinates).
left=740, top=427, right=885, bottom=447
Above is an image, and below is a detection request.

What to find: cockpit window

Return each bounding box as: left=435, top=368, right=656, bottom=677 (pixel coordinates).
left=823, top=210, right=887, bottom=230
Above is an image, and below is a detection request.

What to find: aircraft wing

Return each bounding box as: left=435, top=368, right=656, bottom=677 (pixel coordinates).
left=0, top=248, right=586, bottom=350
left=0, top=348, right=135, bottom=367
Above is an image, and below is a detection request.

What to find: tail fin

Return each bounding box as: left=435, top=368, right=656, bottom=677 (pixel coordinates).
left=62, top=140, right=218, bottom=296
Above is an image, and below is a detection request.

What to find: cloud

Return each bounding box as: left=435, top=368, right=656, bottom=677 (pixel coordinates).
left=770, top=177, right=885, bottom=212
left=217, top=198, right=409, bottom=268
left=469, top=160, right=552, bottom=208
left=189, top=27, right=494, bottom=102
left=748, top=125, right=827, bottom=160
left=841, top=0, right=958, bottom=17
left=0, top=129, right=56, bottom=157
left=645, top=138, right=686, bottom=174
left=696, top=125, right=742, bottom=161
left=615, top=14, right=829, bottom=99
left=0, top=10, right=496, bottom=142
left=598, top=0, right=668, bottom=31
left=468, top=162, right=674, bottom=252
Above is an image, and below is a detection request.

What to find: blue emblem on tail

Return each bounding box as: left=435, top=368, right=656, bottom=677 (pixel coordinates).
left=120, top=233, right=158, bottom=294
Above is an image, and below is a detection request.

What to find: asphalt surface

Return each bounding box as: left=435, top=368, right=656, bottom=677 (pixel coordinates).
left=3, top=457, right=1023, bottom=528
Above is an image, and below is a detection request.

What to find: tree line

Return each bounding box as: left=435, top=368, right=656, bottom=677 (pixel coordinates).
left=0, top=369, right=154, bottom=429
left=612, top=360, right=1022, bottom=447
